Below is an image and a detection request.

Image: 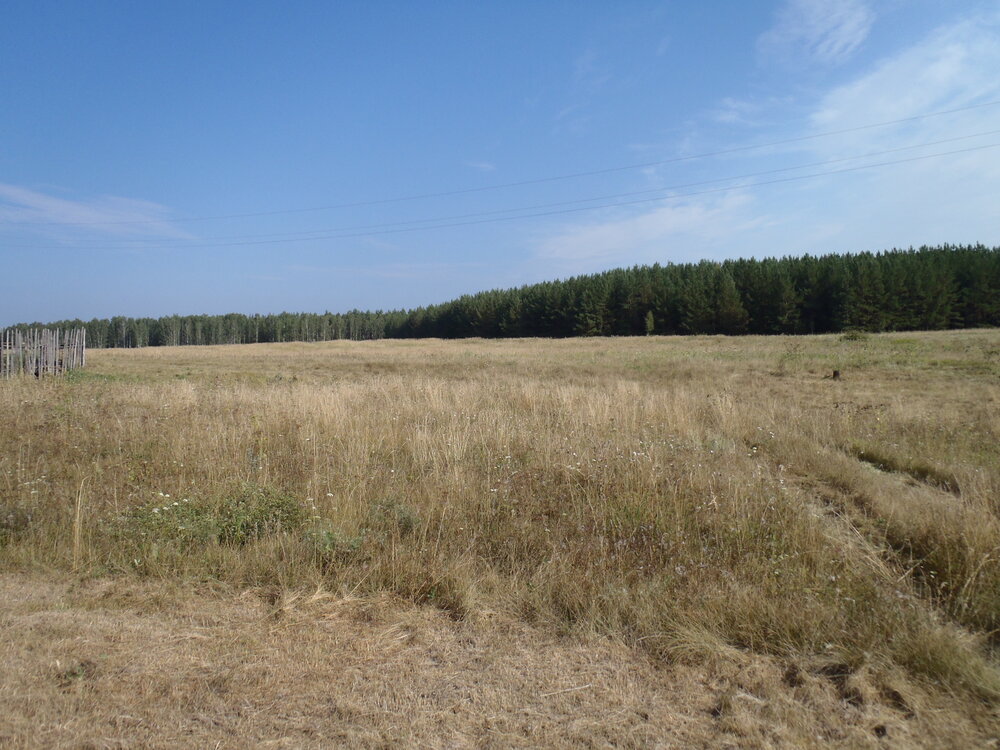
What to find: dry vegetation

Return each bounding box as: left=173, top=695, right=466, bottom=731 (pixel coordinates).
left=2, top=331, right=999, bottom=748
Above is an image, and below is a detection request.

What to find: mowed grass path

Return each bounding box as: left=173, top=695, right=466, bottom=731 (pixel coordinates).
left=2, top=331, right=999, bottom=747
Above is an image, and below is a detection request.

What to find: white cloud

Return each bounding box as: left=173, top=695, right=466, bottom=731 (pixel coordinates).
left=552, top=48, right=613, bottom=135
left=810, top=15, right=1000, bottom=134
left=799, top=9, right=1000, bottom=223
left=534, top=10, right=1000, bottom=271
left=758, top=0, right=875, bottom=66
left=712, top=97, right=762, bottom=126
left=536, top=192, right=762, bottom=268
left=0, top=183, right=191, bottom=241
left=572, top=49, right=612, bottom=91
left=464, top=161, right=496, bottom=172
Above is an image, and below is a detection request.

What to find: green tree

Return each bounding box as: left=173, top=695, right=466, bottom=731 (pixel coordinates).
left=714, top=269, right=749, bottom=335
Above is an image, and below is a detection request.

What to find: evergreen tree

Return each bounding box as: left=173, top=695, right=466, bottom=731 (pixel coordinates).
left=18, top=245, right=998, bottom=347
left=679, top=263, right=716, bottom=334
left=714, top=269, right=749, bottom=335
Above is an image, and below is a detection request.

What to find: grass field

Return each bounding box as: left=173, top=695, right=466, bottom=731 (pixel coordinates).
left=2, top=331, right=999, bottom=748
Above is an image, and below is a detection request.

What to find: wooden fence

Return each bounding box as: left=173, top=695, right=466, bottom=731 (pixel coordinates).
left=1, top=328, right=86, bottom=379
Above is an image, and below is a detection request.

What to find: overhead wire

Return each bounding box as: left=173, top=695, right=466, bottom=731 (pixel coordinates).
left=7, top=139, right=1000, bottom=251
left=5, top=98, right=1000, bottom=228
left=13, top=126, right=1000, bottom=248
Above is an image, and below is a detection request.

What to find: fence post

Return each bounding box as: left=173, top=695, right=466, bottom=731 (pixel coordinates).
left=0, top=327, right=87, bottom=379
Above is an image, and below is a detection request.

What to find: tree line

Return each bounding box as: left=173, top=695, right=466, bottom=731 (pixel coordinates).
left=6, top=310, right=403, bottom=349
left=12, top=245, right=999, bottom=347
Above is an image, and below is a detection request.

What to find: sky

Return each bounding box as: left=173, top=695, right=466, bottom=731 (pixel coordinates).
left=2, top=0, right=1000, bottom=325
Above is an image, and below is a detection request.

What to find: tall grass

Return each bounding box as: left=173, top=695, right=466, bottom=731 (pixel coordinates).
left=2, top=331, right=999, bottom=703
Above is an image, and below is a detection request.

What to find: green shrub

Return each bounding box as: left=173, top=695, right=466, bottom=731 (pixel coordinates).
left=839, top=329, right=869, bottom=342
left=216, top=484, right=305, bottom=545
left=112, top=496, right=218, bottom=550
left=303, top=520, right=365, bottom=565
left=112, top=484, right=305, bottom=552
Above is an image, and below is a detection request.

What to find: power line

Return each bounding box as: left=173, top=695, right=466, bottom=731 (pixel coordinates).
left=6, top=98, right=1000, bottom=228
left=117, top=127, right=1000, bottom=242
left=9, top=140, right=999, bottom=251
left=11, top=128, right=1000, bottom=249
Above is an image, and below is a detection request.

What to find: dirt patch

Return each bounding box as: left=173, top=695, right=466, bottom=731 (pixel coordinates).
left=0, top=574, right=717, bottom=748
left=2, top=574, right=995, bottom=749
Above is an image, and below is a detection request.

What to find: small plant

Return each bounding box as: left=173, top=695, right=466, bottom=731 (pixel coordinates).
left=368, top=498, right=420, bottom=538
left=0, top=502, right=33, bottom=546
left=111, top=484, right=305, bottom=552
left=112, top=496, right=217, bottom=550
left=840, top=329, right=869, bottom=342
left=216, top=484, right=305, bottom=546
left=774, top=341, right=805, bottom=375
left=303, top=520, right=365, bottom=565
left=56, top=659, right=97, bottom=689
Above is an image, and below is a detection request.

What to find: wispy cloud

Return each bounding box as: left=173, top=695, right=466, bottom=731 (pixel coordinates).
left=553, top=49, right=613, bottom=135
left=464, top=160, right=496, bottom=172
left=536, top=10, right=1000, bottom=272
left=288, top=261, right=486, bottom=280
left=712, top=97, right=763, bottom=126
left=537, top=192, right=761, bottom=268
left=572, top=49, right=612, bottom=91
left=794, top=11, right=1000, bottom=248
left=0, top=183, right=192, bottom=241
left=758, top=0, right=875, bottom=66
left=809, top=14, right=1000, bottom=134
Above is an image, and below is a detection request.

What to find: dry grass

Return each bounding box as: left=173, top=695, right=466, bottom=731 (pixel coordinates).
left=2, top=330, right=999, bottom=747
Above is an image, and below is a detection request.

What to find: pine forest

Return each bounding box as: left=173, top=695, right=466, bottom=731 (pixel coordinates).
left=13, top=245, right=999, bottom=347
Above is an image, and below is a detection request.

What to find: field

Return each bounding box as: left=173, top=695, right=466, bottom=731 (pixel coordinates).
left=2, top=331, right=999, bottom=748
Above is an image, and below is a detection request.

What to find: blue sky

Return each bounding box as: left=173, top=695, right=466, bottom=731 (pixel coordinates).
left=2, top=0, right=1000, bottom=325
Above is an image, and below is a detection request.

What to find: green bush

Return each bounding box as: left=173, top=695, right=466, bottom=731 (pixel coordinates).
left=112, top=495, right=218, bottom=550
left=216, top=484, right=305, bottom=546
left=303, top=520, right=365, bottom=565
left=112, top=484, right=305, bottom=551
left=839, top=329, right=869, bottom=342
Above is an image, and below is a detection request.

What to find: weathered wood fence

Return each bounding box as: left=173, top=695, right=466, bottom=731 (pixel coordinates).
left=0, top=328, right=86, bottom=379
